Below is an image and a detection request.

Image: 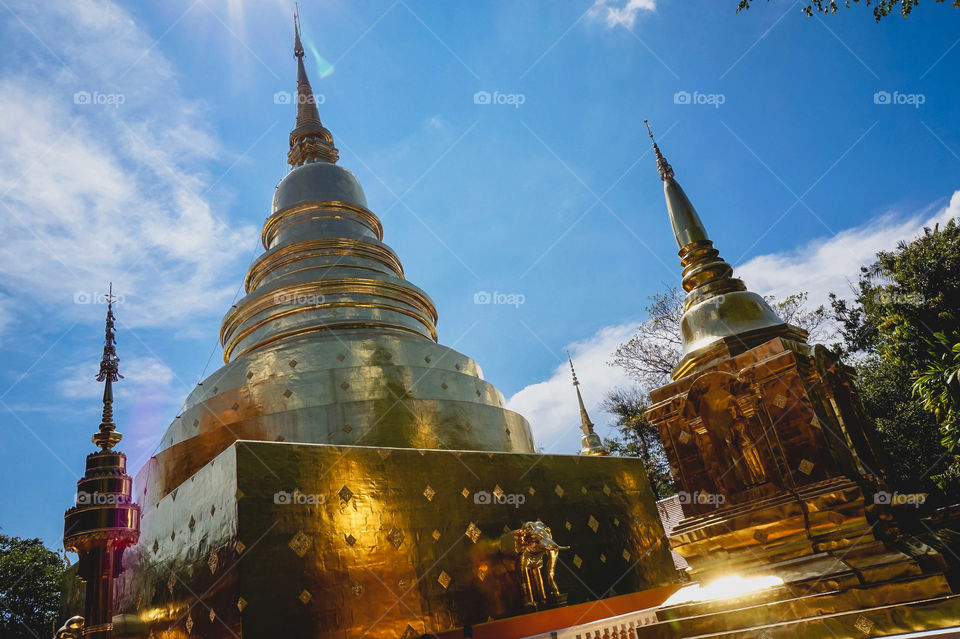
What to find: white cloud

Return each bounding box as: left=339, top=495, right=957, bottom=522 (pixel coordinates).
left=737, top=190, right=960, bottom=311
left=59, top=356, right=175, bottom=404
left=0, top=0, right=256, bottom=336
left=509, top=190, right=960, bottom=451
left=588, top=0, right=657, bottom=29
left=506, top=321, right=637, bottom=454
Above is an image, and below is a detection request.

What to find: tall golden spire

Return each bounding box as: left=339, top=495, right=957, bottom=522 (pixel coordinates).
left=288, top=7, right=338, bottom=166
left=644, top=122, right=803, bottom=379
left=93, top=283, right=123, bottom=451
left=644, top=120, right=709, bottom=249
left=568, top=353, right=609, bottom=456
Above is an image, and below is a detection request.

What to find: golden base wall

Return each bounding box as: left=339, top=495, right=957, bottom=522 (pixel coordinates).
left=113, top=441, right=678, bottom=638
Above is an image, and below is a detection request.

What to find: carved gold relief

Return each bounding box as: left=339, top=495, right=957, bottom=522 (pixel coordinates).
left=437, top=570, right=451, bottom=589
left=288, top=532, right=310, bottom=557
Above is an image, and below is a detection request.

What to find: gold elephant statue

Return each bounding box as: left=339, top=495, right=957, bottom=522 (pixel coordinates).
left=54, top=616, right=84, bottom=639
left=513, top=520, right=569, bottom=607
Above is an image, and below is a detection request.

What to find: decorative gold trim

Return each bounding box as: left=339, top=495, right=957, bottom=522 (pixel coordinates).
left=64, top=527, right=139, bottom=551
left=248, top=264, right=398, bottom=295
left=245, top=238, right=404, bottom=292
left=221, top=278, right=438, bottom=344
left=263, top=201, right=383, bottom=247
left=222, top=300, right=439, bottom=361
left=288, top=136, right=339, bottom=166
left=227, top=321, right=432, bottom=362
left=226, top=278, right=438, bottom=329
left=265, top=214, right=375, bottom=249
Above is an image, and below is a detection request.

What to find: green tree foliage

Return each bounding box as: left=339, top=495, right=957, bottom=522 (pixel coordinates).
left=609, top=287, right=685, bottom=394
left=831, top=220, right=960, bottom=496
left=913, top=331, right=960, bottom=453
left=855, top=356, right=950, bottom=493
left=0, top=534, right=64, bottom=639
left=737, top=0, right=960, bottom=22
left=601, top=387, right=675, bottom=500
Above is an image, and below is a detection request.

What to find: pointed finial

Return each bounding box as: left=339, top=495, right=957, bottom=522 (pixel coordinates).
left=566, top=351, right=610, bottom=456
left=645, top=120, right=674, bottom=181
left=567, top=350, right=580, bottom=387
left=93, top=283, right=123, bottom=451
left=294, top=4, right=304, bottom=58
left=287, top=8, right=339, bottom=167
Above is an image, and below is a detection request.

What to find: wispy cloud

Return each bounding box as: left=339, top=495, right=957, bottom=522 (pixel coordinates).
left=506, top=321, right=637, bottom=453
left=0, top=0, right=256, bottom=336
left=738, top=189, right=960, bottom=310
left=588, top=0, right=657, bottom=29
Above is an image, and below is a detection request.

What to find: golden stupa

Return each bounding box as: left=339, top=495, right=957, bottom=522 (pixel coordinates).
left=73, top=15, right=679, bottom=639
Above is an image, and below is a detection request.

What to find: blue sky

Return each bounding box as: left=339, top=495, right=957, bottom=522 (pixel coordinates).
left=0, top=0, right=958, bottom=550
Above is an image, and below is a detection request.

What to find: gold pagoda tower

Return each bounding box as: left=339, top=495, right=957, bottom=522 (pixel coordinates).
left=568, top=354, right=609, bottom=457
left=641, top=123, right=960, bottom=637
left=62, top=289, right=140, bottom=639
left=91, top=16, right=678, bottom=639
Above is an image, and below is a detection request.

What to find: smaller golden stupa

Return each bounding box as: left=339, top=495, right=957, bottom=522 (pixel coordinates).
left=568, top=353, right=610, bottom=457
left=642, top=122, right=960, bottom=637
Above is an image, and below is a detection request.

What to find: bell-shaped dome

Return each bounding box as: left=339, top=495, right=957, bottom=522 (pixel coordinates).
left=272, top=161, right=368, bottom=215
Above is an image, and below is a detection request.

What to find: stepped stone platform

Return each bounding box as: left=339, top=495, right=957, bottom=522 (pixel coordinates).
left=439, top=569, right=960, bottom=638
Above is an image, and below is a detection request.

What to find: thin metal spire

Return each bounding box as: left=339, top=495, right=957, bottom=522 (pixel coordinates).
left=287, top=6, right=339, bottom=166
left=567, top=352, right=592, bottom=430
left=567, top=351, right=580, bottom=387
left=294, top=4, right=304, bottom=58
left=93, top=283, right=123, bottom=451
left=567, top=352, right=609, bottom=456
left=644, top=120, right=674, bottom=181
